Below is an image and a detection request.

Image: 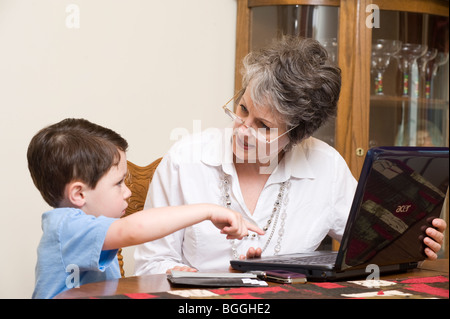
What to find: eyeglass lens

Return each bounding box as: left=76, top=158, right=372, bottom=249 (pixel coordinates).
left=223, top=95, right=296, bottom=144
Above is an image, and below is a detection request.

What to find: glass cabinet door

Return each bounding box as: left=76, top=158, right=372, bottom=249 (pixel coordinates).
left=368, top=9, right=449, bottom=258
left=369, top=11, right=449, bottom=149
left=250, top=4, right=340, bottom=147
left=238, top=1, right=449, bottom=254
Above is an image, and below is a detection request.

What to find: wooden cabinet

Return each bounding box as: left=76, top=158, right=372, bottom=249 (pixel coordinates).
left=235, top=0, right=448, bottom=175
left=234, top=0, right=449, bottom=254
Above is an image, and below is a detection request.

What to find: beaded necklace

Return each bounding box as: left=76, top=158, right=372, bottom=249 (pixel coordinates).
left=219, top=173, right=291, bottom=259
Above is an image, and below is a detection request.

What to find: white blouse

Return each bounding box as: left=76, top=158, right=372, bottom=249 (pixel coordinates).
left=134, top=128, right=357, bottom=275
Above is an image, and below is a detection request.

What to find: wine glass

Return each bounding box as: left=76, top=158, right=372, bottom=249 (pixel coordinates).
left=319, top=38, right=338, bottom=64
left=394, top=43, right=428, bottom=96
left=371, top=39, right=402, bottom=95
left=418, top=49, right=437, bottom=99
left=432, top=52, right=449, bottom=77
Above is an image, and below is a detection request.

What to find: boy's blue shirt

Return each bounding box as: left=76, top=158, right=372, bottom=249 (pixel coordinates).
left=33, top=207, right=120, bottom=299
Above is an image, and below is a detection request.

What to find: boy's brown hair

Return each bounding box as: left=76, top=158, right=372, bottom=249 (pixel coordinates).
left=27, top=118, right=128, bottom=207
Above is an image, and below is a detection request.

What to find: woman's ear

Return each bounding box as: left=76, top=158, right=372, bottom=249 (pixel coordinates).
left=65, top=181, right=89, bottom=208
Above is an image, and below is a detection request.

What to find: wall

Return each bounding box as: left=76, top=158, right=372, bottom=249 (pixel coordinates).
left=0, top=0, right=236, bottom=298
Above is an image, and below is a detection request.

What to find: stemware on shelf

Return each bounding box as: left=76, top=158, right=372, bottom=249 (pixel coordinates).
left=371, top=39, right=402, bottom=95
left=319, top=38, right=338, bottom=65
left=394, top=43, right=428, bottom=96
left=432, top=52, right=449, bottom=76
left=418, top=49, right=438, bottom=99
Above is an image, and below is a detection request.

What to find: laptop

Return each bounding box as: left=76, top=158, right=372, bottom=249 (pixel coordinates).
left=231, top=147, right=449, bottom=281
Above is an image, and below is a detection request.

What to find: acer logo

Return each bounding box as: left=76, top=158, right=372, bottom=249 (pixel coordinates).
left=396, top=205, right=412, bottom=213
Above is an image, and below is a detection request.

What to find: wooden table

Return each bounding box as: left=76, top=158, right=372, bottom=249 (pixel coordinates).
left=55, top=259, right=448, bottom=299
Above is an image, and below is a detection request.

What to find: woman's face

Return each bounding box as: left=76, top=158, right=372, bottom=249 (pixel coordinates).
left=232, top=87, right=290, bottom=166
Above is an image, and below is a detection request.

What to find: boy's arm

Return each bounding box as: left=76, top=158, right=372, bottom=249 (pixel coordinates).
left=103, top=204, right=263, bottom=251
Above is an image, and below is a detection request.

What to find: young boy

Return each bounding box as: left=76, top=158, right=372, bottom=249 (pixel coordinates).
left=28, top=118, right=263, bottom=299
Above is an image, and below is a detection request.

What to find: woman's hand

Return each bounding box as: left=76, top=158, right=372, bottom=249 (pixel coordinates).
left=239, top=247, right=262, bottom=260
left=424, top=218, right=447, bottom=260
left=166, top=265, right=198, bottom=274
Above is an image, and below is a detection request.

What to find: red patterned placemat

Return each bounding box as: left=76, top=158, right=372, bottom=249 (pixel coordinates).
left=89, top=275, right=448, bottom=299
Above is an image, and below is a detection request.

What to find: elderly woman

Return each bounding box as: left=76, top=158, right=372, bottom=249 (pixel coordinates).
left=134, top=37, right=446, bottom=274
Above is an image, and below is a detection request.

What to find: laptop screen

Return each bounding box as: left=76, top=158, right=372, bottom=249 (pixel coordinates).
left=337, top=147, right=449, bottom=270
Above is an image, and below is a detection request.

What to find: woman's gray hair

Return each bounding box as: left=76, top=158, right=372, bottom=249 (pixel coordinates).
left=241, top=36, right=341, bottom=148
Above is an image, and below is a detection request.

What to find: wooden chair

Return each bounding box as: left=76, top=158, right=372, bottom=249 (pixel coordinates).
left=117, top=157, right=162, bottom=277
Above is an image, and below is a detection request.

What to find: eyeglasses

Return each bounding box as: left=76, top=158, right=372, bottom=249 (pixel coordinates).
left=221, top=91, right=297, bottom=144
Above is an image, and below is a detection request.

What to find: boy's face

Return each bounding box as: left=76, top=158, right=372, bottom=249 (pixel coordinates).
left=82, top=150, right=131, bottom=218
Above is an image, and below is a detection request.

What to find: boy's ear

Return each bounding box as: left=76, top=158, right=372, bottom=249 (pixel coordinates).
left=66, top=181, right=89, bottom=208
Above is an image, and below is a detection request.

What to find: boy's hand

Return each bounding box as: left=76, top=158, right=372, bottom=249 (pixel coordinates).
left=210, top=209, right=264, bottom=240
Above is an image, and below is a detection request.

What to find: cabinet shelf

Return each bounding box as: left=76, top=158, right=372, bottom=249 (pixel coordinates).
left=370, top=95, right=449, bottom=108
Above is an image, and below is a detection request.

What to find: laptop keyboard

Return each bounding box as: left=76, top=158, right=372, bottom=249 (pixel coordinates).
left=268, top=253, right=337, bottom=265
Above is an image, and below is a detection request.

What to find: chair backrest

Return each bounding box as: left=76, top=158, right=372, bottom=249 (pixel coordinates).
left=117, top=157, right=162, bottom=277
